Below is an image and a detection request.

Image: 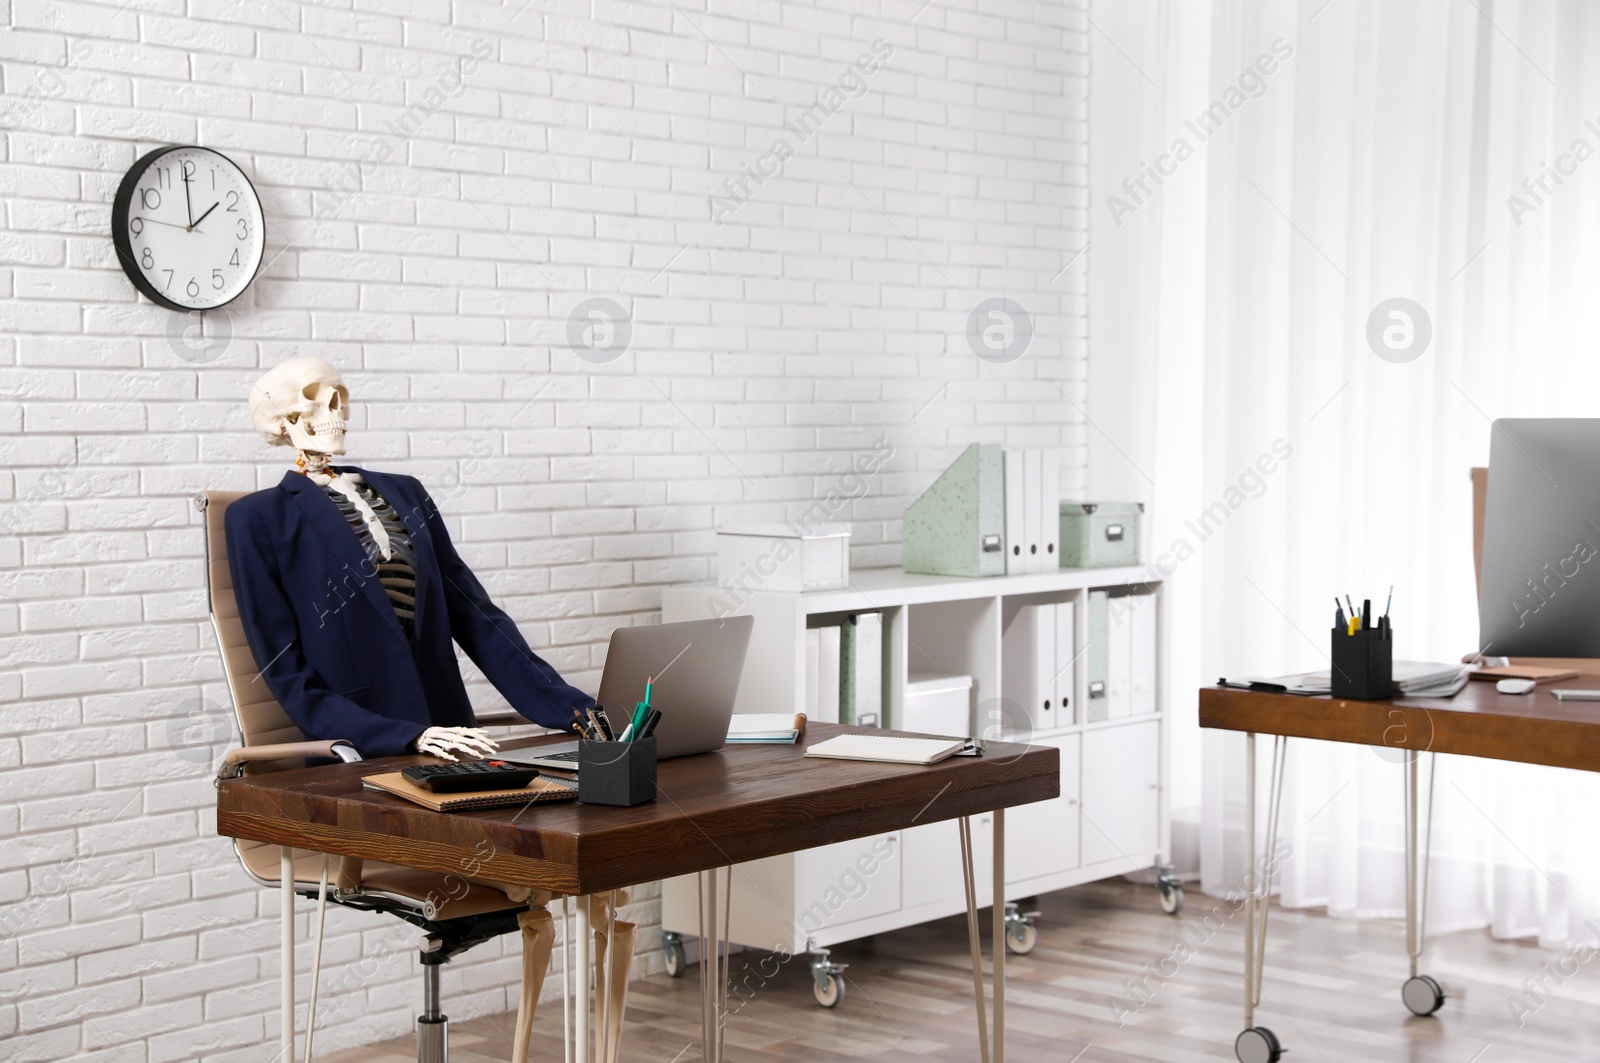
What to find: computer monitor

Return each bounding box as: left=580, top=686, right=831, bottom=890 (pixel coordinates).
left=1478, top=418, right=1600, bottom=656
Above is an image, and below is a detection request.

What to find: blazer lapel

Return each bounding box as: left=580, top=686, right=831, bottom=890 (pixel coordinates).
left=279, top=470, right=408, bottom=643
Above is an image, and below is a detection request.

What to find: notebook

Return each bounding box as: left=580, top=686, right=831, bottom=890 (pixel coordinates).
left=362, top=771, right=578, bottom=813
left=726, top=713, right=806, bottom=744
left=803, top=733, right=966, bottom=766
left=1468, top=664, right=1580, bottom=684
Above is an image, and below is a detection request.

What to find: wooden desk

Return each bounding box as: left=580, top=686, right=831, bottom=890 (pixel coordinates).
left=1201, top=678, right=1600, bottom=771
left=217, top=725, right=1058, bottom=1063
left=1199, top=678, right=1600, bottom=1063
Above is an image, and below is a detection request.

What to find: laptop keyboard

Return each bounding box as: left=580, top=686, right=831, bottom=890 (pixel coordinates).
left=538, top=750, right=581, bottom=764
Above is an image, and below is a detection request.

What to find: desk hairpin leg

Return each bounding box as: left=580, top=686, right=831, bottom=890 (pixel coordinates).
left=958, top=818, right=990, bottom=1063
left=958, top=813, right=1006, bottom=1063
left=992, top=808, right=1005, bottom=1063
left=1401, top=750, right=1445, bottom=1017
left=281, top=846, right=296, bottom=1063
left=1235, top=734, right=1286, bottom=1063
left=562, top=897, right=572, bottom=1063
left=697, top=864, right=729, bottom=1063
left=596, top=894, right=612, bottom=1063
left=719, top=870, right=731, bottom=1062
left=575, top=894, right=591, bottom=1063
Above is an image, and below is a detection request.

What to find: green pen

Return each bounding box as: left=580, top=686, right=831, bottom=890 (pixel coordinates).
left=627, top=676, right=653, bottom=741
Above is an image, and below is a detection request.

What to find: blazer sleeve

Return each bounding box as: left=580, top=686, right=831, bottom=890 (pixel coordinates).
left=224, top=500, right=429, bottom=758
left=414, top=481, right=592, bottom=729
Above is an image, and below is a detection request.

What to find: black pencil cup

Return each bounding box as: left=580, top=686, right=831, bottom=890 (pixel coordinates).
left=578, top=737, right=657, bottom=807
left=1330, top=624, right=1394, bottom=700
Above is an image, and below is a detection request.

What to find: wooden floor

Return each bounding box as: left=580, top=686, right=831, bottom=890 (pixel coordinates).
left=322, top=878, right=1600, bottom=1062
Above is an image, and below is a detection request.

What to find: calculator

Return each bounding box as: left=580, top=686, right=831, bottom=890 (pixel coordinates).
left=401, top=759, right=544, bottom=793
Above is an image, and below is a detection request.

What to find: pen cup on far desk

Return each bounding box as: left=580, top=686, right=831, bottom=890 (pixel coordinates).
left=577, top=737, right=657, bottom=807
left=1330, top=624, right=1394, bottom=700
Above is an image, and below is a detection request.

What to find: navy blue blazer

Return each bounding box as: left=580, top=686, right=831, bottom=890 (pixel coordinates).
left=225, top=467, right=590, bottom=757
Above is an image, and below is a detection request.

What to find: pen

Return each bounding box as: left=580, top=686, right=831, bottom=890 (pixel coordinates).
left=639, top=708, right=662, bottom=740
left=627, top=676, right=654, bottom=741
left=593, top=707, right=615, bottom=742
left=1334, top=597, right=1346, bottom=628
left=616, top=722, right=635, bottom=743
left=1383, top=585, right=1393, bottom=620
left=1362, top=598, right=1371, bottom=630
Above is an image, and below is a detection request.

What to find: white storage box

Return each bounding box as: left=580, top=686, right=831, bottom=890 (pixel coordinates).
left=717, top=522, right=850, bottom=592
left=902, top=673, right=973, bottom=737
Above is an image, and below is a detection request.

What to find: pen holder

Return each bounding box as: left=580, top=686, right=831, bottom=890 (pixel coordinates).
left=1330, top=624, right=1394, bottom=700
left=578, top=737, right=657, bottom=807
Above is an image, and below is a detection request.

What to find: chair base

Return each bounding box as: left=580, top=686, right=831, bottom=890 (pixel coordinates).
left=416, top=1015, right=447, bottom=1063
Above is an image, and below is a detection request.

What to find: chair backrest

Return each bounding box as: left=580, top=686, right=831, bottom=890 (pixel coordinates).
left=203, top=489, right=377, bottom=890
left=202, top=489, right=307, bottom=753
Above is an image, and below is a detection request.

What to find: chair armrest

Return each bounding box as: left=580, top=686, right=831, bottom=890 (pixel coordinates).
left=216, top=740, right=360, bottom=781
left=473, top=711, right=528, bottom=728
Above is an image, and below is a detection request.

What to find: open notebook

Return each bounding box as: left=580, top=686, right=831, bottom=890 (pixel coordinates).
left=803, top=733, right=966, bottom=766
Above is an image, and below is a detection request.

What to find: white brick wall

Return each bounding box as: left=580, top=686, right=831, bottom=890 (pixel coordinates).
left=0, top=0, right=1088, bottom=1058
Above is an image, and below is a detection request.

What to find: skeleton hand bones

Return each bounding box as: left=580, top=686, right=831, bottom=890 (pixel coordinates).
left=413, top=726, right=499, bottom=761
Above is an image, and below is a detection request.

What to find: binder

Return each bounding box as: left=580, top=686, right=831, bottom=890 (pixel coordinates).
left=816, top=623, right=841, bottom=724
left=1129, top=593, right=1157, bottom=716
left=1005, top=449, right=1028, bottom=575
left=1107, top=599, right=1132, bottom=719
left=1001, top=604, right=1035, bottom=734
left=1022, top=449, right=1043, bottom=572
left=806, top=628, right=821, bottom=720
left=1039, top=449, right=1061, bottom=568
left=1034, top=603, right=1057, bottom=731
left=1086, top=590, right=1109, bottom=722
left=840, top=612, right=883, bottom=727
left=1053, top=601, right=1075, bottom=725
left=901, top=443, right=1006, bottom=577
left=1001, top=601, right=1076, bottom=733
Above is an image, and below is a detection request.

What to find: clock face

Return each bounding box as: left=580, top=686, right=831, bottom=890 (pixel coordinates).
left=112, top=146, right=266, bottom=312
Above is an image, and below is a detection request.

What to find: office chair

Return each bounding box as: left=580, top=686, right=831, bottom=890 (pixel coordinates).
left=198, top=489, right=555, bottom=1063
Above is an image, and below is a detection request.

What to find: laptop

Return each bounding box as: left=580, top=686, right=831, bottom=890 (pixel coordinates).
left=501, top=615, right=754, bottom=772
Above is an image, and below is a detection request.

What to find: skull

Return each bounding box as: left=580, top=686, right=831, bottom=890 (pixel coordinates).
left=249, top=358, right=349, bottom=455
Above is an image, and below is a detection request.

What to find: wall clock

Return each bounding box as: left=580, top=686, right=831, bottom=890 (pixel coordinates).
left=111, top=145, right=266, bottom=311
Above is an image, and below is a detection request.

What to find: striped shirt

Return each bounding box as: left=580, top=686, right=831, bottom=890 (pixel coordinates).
left=321, top=477, right=419, bottom=638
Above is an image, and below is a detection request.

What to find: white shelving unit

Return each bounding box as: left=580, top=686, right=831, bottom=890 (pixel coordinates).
left=659, top=566, right=1173, bottom=1002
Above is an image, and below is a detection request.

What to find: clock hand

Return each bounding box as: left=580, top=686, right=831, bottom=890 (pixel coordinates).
left=139, top=216, right=188, bottom=230
left=182, top=166, right=194, bottom=230
left=191, top=202, right=220, bottom=230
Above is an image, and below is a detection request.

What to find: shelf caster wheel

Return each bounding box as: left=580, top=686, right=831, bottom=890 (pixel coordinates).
left=809, top=946, right=848, bottom=1008
left=812, top=971, right=845, bottom=1008
left=1004, top=921, right=1038, bottom=955
left=1002, top=902, right=1040, bottom=955
left=1402, top=974, right=1445, bottom=1017
left=1234, top=1026, right=1282, bottom=1063
left=662, top=932, right=687, bottom=979
left=1158, top=872, right=1184, bottom=915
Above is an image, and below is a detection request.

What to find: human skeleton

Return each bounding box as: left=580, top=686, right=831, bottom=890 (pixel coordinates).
left=248, top=358, right=636, bottom=1061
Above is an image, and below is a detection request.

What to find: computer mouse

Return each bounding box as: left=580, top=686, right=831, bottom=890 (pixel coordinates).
left=1496, top=678, right=1537, bottom=695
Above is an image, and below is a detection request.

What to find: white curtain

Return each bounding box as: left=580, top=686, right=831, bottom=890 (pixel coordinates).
left=1104, top=0, right=1600, bottom=945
